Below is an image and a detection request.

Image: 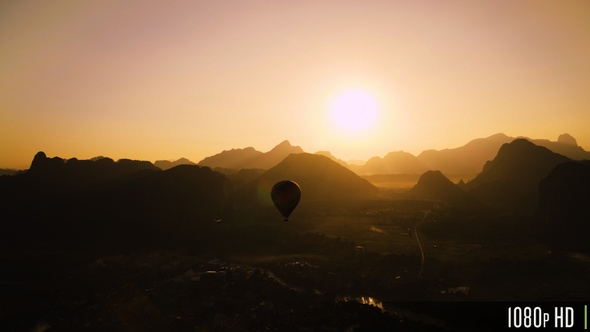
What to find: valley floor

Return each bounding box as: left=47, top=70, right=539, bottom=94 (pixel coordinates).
left=2, top=198, right=589, bottom=331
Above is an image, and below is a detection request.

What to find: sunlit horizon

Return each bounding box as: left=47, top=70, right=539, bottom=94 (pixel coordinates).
left=2, top=1, right=590, bottom=169
left=2, top=130, right=584, bottom=171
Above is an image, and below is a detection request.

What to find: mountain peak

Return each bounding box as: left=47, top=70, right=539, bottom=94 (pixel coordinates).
left=198, top=141, right=304, bottom=170
left=408, top=170, right=479, bottom=207
left=314, top=151, right=349, bottom=168
left=154, top=157, right=197, bottom=170
left=417, top=170, right=447, bottom=182
left=502, top=137, right=536, bottom=150
left=415, top=133, right=514, bottom=176
left=277, top=140, right=292, bottom=147
left=466, top=139, right=571, bottom=213
left=241, top=153, right=378, bottom=203
left=411, top=170, right=456, bottom=194
left=488, top=133, right=510, bottom=140
left=360, top=150, right=428, bottom=175
left=29, top=151, right=65, bottom=173
left=34, top=151, right=47, bottom=160
left=269, top=140, right=302, bottom=153
left=558, top=133, right=577, bottom=146
left=482, top=138, right=568, bottom=175
left=384, top=151, right=415, bottom=158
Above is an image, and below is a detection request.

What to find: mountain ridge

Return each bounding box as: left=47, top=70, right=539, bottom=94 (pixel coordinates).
left=198, top=140, right=304, bottom=170
left=464, top=139, right=571, bottom=213
left=407, top=170, right=481, bottom=208
left=355, top=151, right=429, bottom=175
left=237, top=153, right=379, bottom=209
left=352, top=133, right=590, bottom=178
left=154, top=157, right=197, bottom=170
left=0, top=152, right=233, bottom=248
left=8, top=133, right=588, bottom=178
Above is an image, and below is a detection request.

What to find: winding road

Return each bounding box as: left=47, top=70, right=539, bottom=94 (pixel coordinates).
left=415, top=210, right=430, bottom=278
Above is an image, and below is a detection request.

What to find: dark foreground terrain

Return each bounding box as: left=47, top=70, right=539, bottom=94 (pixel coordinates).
left=2, top=149, right=590, bottom=331
left=2, top=199, right=590, bottom=331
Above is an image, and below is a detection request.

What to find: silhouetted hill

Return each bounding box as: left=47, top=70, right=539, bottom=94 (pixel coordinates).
left=407, top=170, right=481, bottom=208
left=193, top=133, right=589, bottom=178
left=198, top=147, right=262, bottom=169
left=29, top=151, right=66, bottom=174
left=154, top=157, right=197, bottom=170
left=464, top=139, right=571, bottom=214
left=0, top=152, right=233, bottom=250
left=198, top=140, right=304, bottom=170
left=558, top=133, right=577, bottom=145
left=538, top=160, right=590, bottom=248
left=414, top=133, right=590, bottom=179
left=25, top=151, right=160, bottom=188
left=417, top=133, right=513, bottom=177
left=238, top=153, right=378, bottom=208
left=528, top=133, right=590, bottom=161
left=243, top=140, right=305, bottom=169
left=355, top=151, right=429, bottom=175
left=314, top=151, right=350, bottom=168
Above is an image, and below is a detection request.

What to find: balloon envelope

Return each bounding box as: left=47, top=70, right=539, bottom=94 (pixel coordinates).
left=271, top=180, right=301, bottom=221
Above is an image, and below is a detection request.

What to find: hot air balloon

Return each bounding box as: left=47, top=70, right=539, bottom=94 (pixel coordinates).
left=271, top=180, right=301, bottom=221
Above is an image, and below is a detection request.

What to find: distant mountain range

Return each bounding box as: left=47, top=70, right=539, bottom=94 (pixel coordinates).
left=0, top=152, right=232, bottom=248
left=1, top=150, right=379, bottom=242
left=26, top=151, right=160, bottom=186
left=154, top=157, right=196, bottom=170
left=313, top=150, right=350, bottom=168
left=152, top=133, right=590, bottom=181
left=356, top=133, right=589, bottom=177
left=199, top=140, right=304, bottom=170
left=415, top=133, right=514, bottom=177
left=405, top=138, right=583, bottom=215
left=2, top=134, right=589, bottom=248
left=353, top=151, right=429, bottom=175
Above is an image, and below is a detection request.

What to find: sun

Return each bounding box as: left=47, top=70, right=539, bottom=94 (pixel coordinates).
left=329, top=89, right=379, bottom=134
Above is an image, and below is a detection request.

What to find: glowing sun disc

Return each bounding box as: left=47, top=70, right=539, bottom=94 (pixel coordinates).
left=330, top=89, right=379, bottom=133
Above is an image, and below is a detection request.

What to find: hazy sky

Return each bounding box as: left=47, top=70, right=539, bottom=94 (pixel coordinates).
left=2, top=0, right=590, bottom=169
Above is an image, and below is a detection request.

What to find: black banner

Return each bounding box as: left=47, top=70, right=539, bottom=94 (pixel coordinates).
left=384, top=302, right=588, bottom=331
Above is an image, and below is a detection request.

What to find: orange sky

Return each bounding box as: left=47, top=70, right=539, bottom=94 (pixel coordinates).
left=2, top=1, right=590, bottom=169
